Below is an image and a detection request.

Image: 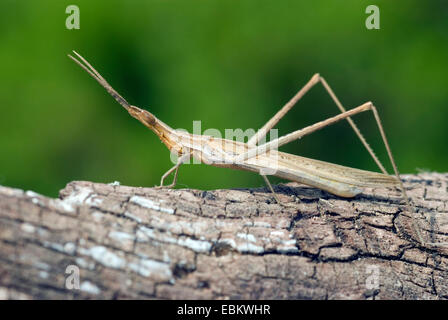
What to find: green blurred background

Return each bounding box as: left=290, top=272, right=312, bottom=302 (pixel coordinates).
left=0, top=0, right=447, bottom=197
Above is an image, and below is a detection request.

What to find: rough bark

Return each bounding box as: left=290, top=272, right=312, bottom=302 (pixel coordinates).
left=0, top=172, right=448, bottom=300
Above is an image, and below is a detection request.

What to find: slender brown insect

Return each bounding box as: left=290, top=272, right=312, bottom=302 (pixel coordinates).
left=68, top=50, right=444, bottom=247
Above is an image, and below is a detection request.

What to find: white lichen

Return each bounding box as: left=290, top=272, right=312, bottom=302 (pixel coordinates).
left=130, top=196, right=174, bottom=214
left=25, top=190, right=44, bottom=205
left=109, top=231, right=135, bottom=242
left=20, top=223, right=35, bottom=233
left=128, top=258, right=172, bottom=280
left=236, top=233, right=257, bottom=243
left=51, top=199, right=76, bottom=213
left=236, top=242, right=264, bottom=254
left=79, top=246, right=126, bottom=269
left=277, top=246, right=299, bottom=254
left=75, top=257, right=95, bottom=270
left=64, top=242, right=76, bottom=255
left=80, top=281, right=101, bottom=295
left=124, top=211, right=142, bottom=223
left=177, top=237, right=212, bottom=253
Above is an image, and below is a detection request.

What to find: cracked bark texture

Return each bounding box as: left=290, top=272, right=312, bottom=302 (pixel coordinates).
left=1, top=172, right=448, bottom=300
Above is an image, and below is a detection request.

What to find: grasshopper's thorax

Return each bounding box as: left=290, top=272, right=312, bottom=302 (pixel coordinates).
left=175, top=133, right=249, bottom=165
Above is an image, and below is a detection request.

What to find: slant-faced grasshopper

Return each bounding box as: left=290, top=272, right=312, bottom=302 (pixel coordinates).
left=68, top=51, right=444, bottom=247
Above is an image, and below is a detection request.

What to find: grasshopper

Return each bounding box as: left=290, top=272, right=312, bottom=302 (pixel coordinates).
left=68, top=51, right=443, bottom=247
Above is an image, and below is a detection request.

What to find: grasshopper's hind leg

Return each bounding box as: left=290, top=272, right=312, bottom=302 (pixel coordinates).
left=260, top=174, right=281, bottom=204
left=246, top=100, right=448, bottom=247
left=248, top=74, right=387, bottom=174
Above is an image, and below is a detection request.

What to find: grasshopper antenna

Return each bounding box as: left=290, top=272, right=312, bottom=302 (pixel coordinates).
left=69, top=50, right=179, bottom=153
left=68, top=50, right=131, bottom=111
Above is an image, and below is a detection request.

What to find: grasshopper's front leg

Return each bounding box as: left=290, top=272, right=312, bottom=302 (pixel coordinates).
left=155, top=152, right=191, bottom=189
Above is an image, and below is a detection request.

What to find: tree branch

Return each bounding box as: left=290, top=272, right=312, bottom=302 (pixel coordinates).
left=1, top=172, right=448, bottom=299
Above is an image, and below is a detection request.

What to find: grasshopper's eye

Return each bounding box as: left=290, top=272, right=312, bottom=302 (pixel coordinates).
left=140, top=110, right=156, bottom=126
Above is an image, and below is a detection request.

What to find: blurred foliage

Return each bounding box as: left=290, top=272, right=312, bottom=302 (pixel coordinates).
left=0, top=0, right=447, bottom=197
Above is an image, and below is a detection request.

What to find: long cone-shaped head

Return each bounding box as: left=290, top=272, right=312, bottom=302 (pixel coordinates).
left=68, top=51, right=158, bottom=130
left=68, top=51, right=178, bottom=152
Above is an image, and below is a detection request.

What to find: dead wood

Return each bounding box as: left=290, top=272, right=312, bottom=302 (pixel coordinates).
left=1, top=172, right=448, bottom=299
